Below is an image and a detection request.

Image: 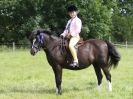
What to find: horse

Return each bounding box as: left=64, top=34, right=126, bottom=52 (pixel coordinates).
left=29, top=29, right=120, bottom=95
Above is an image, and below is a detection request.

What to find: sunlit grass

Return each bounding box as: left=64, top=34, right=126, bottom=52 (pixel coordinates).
left=0, top=48, right=132, bottom=99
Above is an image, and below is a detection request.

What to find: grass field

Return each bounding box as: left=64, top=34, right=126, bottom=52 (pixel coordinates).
left=0, top=48, right=133, bottom=99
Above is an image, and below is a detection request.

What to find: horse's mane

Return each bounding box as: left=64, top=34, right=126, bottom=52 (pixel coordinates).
left=33, top=28, right=52, bottom=35
left=32, top=28, right=61, bottom=41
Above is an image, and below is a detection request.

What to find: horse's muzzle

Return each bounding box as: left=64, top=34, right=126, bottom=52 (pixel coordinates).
left=30, top=48, right=37, bottom=56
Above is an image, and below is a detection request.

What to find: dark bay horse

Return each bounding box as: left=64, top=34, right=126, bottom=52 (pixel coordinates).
left=29, top=29, right=120, bottom=95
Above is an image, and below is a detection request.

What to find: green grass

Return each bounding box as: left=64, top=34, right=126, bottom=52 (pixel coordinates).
left=0, top=48, right=133, bottom=99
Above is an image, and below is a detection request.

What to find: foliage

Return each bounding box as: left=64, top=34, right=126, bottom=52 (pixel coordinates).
left=111, top=0, right=133, bottom=42
left=112, top=15, right=133, bottom=41
left=0, top=0, right=133, bottom=43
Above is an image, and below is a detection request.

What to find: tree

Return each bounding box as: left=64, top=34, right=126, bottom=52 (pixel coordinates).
left=111, top=0, right=133, bottom=41
left=40, top=0, right=113, bottom=40
left=1, top=0, right=132, bottom=43
left=0, top=0, right=38, bottom=43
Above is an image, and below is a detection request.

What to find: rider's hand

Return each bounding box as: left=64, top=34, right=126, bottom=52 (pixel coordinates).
left=66, top=33, right=71, bottom=39
left=60, top=35, right=64, bottom=39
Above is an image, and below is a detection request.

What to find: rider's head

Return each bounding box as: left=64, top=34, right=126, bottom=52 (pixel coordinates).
left=67, top=5, right=78, bottom=19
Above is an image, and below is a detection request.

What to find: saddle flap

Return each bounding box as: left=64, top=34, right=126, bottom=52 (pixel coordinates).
left=76, top=38, right=84, bottom=46
left=60, top=37, right=84, bottom=48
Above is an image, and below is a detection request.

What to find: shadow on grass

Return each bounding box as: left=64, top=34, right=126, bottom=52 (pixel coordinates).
left=0, top=82, right=96, bottom=94
left=67, top=82, right=96, bottom=92
left=0, top=88, right=55, bottom=94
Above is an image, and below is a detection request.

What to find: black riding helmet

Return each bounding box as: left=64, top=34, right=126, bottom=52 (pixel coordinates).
left=67, top=5, right=78, bottom=12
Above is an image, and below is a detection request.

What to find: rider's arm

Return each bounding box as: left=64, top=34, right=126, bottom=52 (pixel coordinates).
left=60, top=20, right=71, bottom=37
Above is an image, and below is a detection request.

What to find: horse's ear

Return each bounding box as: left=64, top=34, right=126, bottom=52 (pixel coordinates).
left=37, top=30, right=40, bottom=35
left=28, top=34, right=31, bottom=40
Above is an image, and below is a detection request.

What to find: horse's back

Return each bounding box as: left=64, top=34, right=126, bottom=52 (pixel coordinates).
left=82, top=39, right=108, bottom=51
left=79, top=39, right=107, bottom=51
left=78, top=39, right=108, bottom=65
left=86, top=39, right=107, bottom=46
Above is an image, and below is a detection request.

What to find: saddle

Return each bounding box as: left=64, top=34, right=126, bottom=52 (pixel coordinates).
left=60, top=38, right=84, bottom=64
left=60, top=37, right=84, bottom=49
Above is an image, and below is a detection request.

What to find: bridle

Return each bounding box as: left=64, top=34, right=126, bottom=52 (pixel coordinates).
left=32, top=33, right=44, bottom=50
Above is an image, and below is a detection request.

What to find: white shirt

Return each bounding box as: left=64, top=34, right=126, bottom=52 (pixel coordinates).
left=61, top=16, right=82, bottom=37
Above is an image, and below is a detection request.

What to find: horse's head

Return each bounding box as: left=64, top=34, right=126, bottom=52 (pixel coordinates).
left=29, top=29, right=47, bottom=56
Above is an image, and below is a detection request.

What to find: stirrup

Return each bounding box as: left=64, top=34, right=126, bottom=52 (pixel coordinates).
left=69, top=62, right=79, bottom=67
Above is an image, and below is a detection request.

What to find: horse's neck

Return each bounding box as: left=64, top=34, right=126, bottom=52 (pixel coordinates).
left=51, top=35, right=60, bottom=41
left=45, top=35, right=60, bottom=51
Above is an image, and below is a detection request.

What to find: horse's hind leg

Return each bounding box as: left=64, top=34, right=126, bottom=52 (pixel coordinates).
left=93, top=63, right=103, bottom=91
left=101, top=66, right=112, bottom=91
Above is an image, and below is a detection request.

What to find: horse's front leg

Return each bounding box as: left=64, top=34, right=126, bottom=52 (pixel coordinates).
left=52, top=65, right=62, bottom=95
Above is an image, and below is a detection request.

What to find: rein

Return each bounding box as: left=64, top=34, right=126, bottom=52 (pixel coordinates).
left=60, top=38, right=67, bottom=56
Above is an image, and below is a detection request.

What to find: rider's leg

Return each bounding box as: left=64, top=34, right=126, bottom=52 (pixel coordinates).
left=69, top=35, right=80, bottom=66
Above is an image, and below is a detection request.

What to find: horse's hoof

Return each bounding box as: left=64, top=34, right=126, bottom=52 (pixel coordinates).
left=56, top=92, right=62, bottom=95
left=56, top=88, right=62, bottom=95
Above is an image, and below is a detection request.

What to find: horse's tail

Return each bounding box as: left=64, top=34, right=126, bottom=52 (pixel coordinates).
left=105, top=41, right=121, bottom=69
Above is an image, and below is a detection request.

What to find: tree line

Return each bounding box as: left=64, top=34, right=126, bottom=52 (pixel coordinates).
left=0, top=0, right=133, bottom=44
